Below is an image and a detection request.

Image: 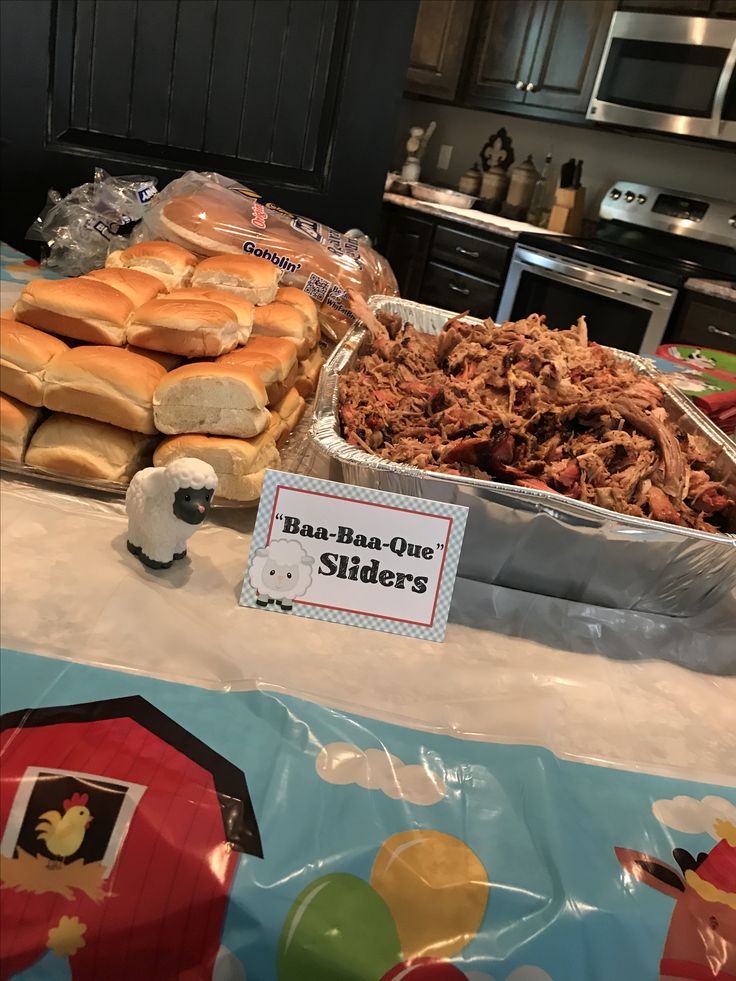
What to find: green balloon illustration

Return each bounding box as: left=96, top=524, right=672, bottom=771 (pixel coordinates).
left=278, top=873, right=402, bottom=981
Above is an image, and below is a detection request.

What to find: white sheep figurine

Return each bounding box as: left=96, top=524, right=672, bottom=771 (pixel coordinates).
left=125, top=458, right=218, bottom=569
left=249, top=539, right=314, bottom=611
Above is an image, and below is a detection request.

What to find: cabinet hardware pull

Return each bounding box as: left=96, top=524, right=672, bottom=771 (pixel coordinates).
left=515, top=80, right=526, bottom=90
left=455, top=247, right=480, bottom=258
left=449, top=283, right=471, bottom=295
left=526, top=82, right=538, bottom=92
left=708, top=323, right=735, bottom=339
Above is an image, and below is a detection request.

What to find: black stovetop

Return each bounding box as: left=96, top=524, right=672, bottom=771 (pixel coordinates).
left=518, top=220, right=736, bottom=290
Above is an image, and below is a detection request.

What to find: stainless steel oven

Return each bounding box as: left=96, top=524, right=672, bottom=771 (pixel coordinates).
left=497, top=245, right=677, bottom=356
left=587, top=13, right=736, bottom=143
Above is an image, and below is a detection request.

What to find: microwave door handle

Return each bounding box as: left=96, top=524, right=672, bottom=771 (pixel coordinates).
left=713, top=42, right=736, bottom=136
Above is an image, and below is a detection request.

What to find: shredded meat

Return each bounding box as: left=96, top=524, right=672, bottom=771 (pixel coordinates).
left=338, top=313, right=735, bottom=533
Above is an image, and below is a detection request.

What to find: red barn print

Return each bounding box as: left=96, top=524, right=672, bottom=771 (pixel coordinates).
left=0, top=696, right=263, bottom=980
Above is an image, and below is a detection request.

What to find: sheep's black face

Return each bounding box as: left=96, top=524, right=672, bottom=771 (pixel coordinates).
left=173, top=487, right=213, bottom=525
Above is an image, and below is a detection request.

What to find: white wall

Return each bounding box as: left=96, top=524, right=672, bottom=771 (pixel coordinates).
left=394, top=100, right=736, bottom=219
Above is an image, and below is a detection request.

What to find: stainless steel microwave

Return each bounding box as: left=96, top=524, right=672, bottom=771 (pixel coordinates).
left=587, top=13, right=736, bottom=143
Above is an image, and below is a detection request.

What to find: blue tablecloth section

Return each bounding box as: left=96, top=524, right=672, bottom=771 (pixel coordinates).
left=1, top=648, right=734, bottom=981
left=0, top=244, right=62, bottom=283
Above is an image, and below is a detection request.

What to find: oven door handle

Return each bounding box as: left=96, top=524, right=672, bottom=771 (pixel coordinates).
left=514, top=249, right=674, bottom=304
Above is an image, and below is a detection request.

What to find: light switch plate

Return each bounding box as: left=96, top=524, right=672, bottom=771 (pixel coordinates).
left=437, top=145, right=453, bottom=170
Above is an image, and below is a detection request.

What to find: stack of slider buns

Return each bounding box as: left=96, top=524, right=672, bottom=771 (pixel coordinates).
left=0, top=242, right=323, bottom=500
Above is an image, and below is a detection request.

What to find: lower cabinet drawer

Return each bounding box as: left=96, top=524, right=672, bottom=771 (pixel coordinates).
left=418, top=261, right=500, bottom=319
left=668, top=291, right=736, bottom=355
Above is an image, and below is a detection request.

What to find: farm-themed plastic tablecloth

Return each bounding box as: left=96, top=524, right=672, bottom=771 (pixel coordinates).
left=1, top=476, right=735, bottom=981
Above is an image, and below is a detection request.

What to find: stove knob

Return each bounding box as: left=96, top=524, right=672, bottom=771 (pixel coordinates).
left=637, top=194, right=647, bottom=204
left=610, top=189, right=621, bottom=199
left=624, top=191, right=635, bottom=202
left=730, top=215, right=736, bottom=228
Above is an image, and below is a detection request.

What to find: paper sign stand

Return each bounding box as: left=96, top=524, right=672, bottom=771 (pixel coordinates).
left=240, top=471, right=468, bottom=642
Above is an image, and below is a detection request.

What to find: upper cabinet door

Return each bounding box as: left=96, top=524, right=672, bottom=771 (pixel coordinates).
left=465, top=0, right=545, bottom=109
left=523, top=0, right=616, bottom=116
left=406, top=0, right=475, bottom=100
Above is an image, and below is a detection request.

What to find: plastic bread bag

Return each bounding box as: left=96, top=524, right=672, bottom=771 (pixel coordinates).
left=129, top=170, right=399, bottom=342
left=27, top=169, right=158, bottom=277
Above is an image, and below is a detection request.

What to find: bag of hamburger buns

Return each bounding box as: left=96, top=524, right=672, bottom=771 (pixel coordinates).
left=125, top=171, right=398, bottom=341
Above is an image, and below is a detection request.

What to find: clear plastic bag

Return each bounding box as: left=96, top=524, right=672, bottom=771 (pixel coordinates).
left=130, top=170, right=399, bottom=341
left=26, top=169, right=158, bottom=277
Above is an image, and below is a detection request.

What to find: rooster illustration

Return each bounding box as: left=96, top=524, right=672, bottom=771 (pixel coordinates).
left=35, top=792, right=93, bottom=869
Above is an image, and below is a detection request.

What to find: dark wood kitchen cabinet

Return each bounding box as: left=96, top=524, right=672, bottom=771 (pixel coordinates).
left=380, top=209, right=435, bottom=299
left=465, top=0, right=542, bottom=108
left=466, top=0, right=616, bottom=121
left=379, top=203, right=513, bottom=319
left=667, top=291, right=736, bottom=354
left=406, top=0, right=475, bottom=100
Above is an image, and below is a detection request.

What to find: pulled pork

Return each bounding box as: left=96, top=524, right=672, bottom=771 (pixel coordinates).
left=338, top=312, right=735, bottom=534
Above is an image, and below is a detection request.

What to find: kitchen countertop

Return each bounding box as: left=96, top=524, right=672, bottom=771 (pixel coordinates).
left=683, top=278, right=736, bottom=303
left=383, top=192, right=560, bottom=239
left=384, top=196, right=735, bottom=302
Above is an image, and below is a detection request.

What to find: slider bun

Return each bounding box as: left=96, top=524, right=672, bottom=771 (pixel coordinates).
left=294, top=345, right=324, bottom=399
left=276, top=286, right=319, bottom=329
left=165, top=287, right=254, bottom=332
left=160, top=193, right=253, bottom=256
left=252, top=303, right=311, bottom=358
left=13, top=282, right=130, bottom=347
left=126, top=346, right=184, bottom=371
left=25, top=413, right=156, bottom=483
left=106, top=240, right=198, bottom=290
left=14, top=278, right=133, bottom=347
left=0, top=318, right=69, bottom=406
left=127, top=297, right=243, bottom=357
left=153, top=361, right=269, bottom=438
left=217, top=335, right=297, bottom=402
left=0, top=392, right=42, bottom=462
left=153, top=431, right=279, bottom=502
left=271, top=386, right=306, bottom=445
left=43, top=345, right=166, bottom=434
left=191, top=254, right=279, bottom=305
left=84, top=267, right=164, bottom=306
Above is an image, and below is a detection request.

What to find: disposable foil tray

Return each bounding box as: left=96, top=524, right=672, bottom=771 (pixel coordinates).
left=310, top=295, right=736, bottom=616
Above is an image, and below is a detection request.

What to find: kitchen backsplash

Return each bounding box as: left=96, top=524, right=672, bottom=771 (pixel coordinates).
left=394, top=100, right=736, bottom=219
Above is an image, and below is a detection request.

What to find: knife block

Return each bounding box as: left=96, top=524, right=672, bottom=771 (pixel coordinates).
left=547, top=187, right=585, bottom=235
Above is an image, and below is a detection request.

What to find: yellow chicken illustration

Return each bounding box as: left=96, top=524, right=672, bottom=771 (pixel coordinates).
left=36, top=791, right=93, bottom=868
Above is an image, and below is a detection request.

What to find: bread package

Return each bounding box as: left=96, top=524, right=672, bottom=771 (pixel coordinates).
left=25, top=413, right=156, bottom=482
left=13, top=277, right=133, bottom=346
left=153, top=362, right=269, bottom=437
left=153, top=431, right=279, bottom=503
left=217, top=335, right=297, bottom=405
left=0, top=392, right=42, bottom=462
left=106, top=240, right=198, bottom=290
left=43, top=346, right=166, bottom=434
left=191, top=254, right=280, bottom=306
left=0, top=317, right=69, bottom=406
left=131, top=171, right=398, bottom=339
left=127, top=297, right=244, bottom=358
left=84, top=267, right=165, bottom=306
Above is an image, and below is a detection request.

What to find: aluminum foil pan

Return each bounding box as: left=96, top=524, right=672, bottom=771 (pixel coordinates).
left=310, top=295, right=736, bottom=617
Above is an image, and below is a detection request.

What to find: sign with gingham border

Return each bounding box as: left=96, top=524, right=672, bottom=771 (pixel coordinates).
left=239, top=470, right=468, bottom=642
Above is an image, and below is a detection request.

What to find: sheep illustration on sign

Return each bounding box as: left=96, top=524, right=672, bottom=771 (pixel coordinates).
left=125, top=458, right=217, bottom=569
left=249, top=539, right=314, bottom=611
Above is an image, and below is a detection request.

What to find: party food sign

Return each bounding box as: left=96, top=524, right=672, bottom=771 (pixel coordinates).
left=240, top=471, right=467, bottom=641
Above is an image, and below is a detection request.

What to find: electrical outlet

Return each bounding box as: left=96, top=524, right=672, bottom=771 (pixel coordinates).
left=437, top=144, right=453, bottom=170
